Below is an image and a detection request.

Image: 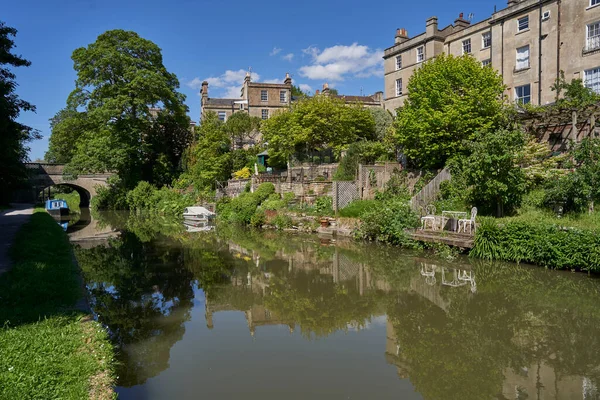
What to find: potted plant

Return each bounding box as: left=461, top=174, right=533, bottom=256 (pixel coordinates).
left=319, top=217, right=330, bottom=228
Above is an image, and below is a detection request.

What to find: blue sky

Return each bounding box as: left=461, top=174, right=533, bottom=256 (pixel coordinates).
left=5, top=0, right=497, bottom=160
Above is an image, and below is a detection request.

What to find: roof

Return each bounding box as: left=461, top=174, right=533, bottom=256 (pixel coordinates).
left=205, top=98, right=237, bottom=107
left=334, top=95, right=378, bottom=104
left=257, top=150, right=269, bottom=156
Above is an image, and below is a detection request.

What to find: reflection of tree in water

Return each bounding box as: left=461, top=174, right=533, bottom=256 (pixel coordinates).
left=75, top=232, right=195, bottom=387
left=385, top=260, right=600, bottom=400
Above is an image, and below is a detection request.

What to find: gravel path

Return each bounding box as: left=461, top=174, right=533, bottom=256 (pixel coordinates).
left=0, top=204, right=34, bottom=274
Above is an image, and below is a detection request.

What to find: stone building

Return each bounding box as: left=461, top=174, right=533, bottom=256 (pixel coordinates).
left=383, top=0, right=600, bottom=111
left=200, top=72, right=293, bottom=122
left=316, top=83, right=384, bottom=108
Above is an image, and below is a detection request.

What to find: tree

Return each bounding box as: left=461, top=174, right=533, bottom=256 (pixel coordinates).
left=457, top=129, right=526, bottom=216
left=551, top=71, right=600, bottom=107
left=291, top=85, right=308, bottom=97
left=369, top=107, right=394, bottom=140
left=261, top=96, right=375, bottom=167
left=54, top=30, right=191, bottom=187
left=393, top=54, right=506, bottom=169
left=0, top=21, right=40, bottom=204
left=45, top=108, right=89, bottom=163
left=222, top=112, right=261, bottom=149
left=185, top=111, right=232, bottom=193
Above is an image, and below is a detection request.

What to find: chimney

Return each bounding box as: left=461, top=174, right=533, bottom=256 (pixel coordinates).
left=315, top=89, right=320, bottom=95
left=244, top=71, right=251, bottom=84
left=395, top=28, right=409, bottom=44
left=454, top=12, right=471, bottom=30
left=201, top=81, right=208, bottom=105
left=322, top=83, right=330, bottom=96
left=426, top=17, right=438, bottom=37
left=284, top=72, right=292, bottom=85
left=507, top=0, right=520, bottom=5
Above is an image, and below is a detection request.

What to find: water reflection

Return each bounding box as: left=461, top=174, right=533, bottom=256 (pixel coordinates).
left=74, top=212, right=600, bottom=399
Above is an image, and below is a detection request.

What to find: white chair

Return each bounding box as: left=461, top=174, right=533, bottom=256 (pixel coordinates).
left=421, top=204, right=437, bottom=230
left=458, top=207, right=477, bottom=234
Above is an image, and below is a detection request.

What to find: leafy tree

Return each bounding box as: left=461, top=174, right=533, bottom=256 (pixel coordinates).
left=261, top=96, right=375, bottom=167
left=55, top=29, right=191, bottom=187
left=328, top=88, right=339, bottom=96
left=551, top=71, right=600, bottom=108
left=45, top=108, right=89, bottom=163
left=185, top=111, right=232, bottom=193
left=222, top=111, right=261, bottom=149
left=393, top=54, right=506, bottom=169
left=369, top=107, right=394, bottom=140
left=291, top=84, right=308, bottom=97
left=0, top=21, right=40, bottom=204
left=456, top=129, right=526, bottom=216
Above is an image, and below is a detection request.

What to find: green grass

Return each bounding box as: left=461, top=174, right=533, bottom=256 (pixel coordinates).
left=0, top=210, right=115, bottom=399
left=501, top=208, right=600, bottom=231
left=337, top=200, right=379, bottom=218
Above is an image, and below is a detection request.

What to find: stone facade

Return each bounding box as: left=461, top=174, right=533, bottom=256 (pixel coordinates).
left=200, top=73, right=293, bottom=123
left=384, top=0, right=600, bottom=111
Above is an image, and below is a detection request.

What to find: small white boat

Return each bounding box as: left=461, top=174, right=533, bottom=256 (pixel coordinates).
left=183, top=206, right=215, bottom=224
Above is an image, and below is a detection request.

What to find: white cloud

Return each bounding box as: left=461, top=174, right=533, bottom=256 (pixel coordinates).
left=187, top=69, right=261, bottom=98
left=298, top=43, right=383, bottom=82
left=282, top=53, right=294, bottom=62
left=270, top=47, right=282, bottom=56
left=298, top=83, right=313, bottom=94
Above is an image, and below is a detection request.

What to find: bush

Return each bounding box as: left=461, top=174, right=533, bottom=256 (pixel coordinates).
left=126, top=181, right=158, bottom=210
left=217, top=183, right=276, bottom=225
left=470, top=218, right=600, bottom=271
left=250, top=209, right=266, bottom=228
left=338, top=200, right=379, bottom=218
left=272, top=214, right=293, bottom=230
left=92, top=177, right=128, bottom=210
left=314, top=196, right=333, bottom=216
left=233, top=167, right=252, bottom=179
left=356, top=199, right=420, bottom=246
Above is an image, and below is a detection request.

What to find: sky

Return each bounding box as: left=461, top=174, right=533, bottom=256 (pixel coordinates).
left=4, top=0, right=499, bottom=160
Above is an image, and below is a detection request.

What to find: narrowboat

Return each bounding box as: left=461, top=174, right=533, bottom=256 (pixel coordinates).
left=45, top=199, right=69, bottom=217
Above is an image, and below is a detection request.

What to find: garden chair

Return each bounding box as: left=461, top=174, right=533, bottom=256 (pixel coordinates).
left=457, top=207, right=477, bottom=234
left=421, top=204, right=437, bottom=230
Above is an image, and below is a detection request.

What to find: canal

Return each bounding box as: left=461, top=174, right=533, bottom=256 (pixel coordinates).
left=70, top=211, right=600, bottom=400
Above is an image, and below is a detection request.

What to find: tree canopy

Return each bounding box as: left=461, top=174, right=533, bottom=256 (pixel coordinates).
left=0, top=21, right=39, bottom=204
left=393, top=54, right=506, bottom=169
left=261, top=95, right=375, bottom=167
left=49, top=29, right=191, bottom=187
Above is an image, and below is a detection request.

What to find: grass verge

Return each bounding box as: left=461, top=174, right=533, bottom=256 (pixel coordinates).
left=0, top=210, right=115, bottom=399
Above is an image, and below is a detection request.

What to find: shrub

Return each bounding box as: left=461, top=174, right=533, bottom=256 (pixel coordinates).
left=315, top=196, right=333, bottom=216
left=92, top=177, right=128, bottom=210
left=233, top=167, right=252, bottom=179
left=126, top=181, right=158, bottom=210
left=250, top=209, right=266, bottom=228
left=272, top=214, right=293, bottom=230
left=338, top=200, right=379, bottom=218
left=217, top=183, right=276, bottom=225
left=356, top=199, right=420, bottom=246
left=470, top=218, right=600, bottom=271
left=154, top=187, right=194, bottom=215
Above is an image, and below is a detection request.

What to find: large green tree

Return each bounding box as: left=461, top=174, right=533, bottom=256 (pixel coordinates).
left=261, top=95, right=375, bottom=167
left=393, top=54, right=506, bottom=169
left=0, top=21, right=39, bottom=204
left=53, top=30, right=191, bottom=187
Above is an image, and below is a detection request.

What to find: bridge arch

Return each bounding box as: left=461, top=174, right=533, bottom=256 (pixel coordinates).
left=18, top=163, right=112, bottom=206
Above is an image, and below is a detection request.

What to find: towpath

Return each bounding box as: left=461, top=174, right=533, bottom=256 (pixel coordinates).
left=0, top=204, right=34, bottom=274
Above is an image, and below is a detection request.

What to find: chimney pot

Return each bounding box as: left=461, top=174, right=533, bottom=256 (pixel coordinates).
left=459, top=12, right=464, bottom=18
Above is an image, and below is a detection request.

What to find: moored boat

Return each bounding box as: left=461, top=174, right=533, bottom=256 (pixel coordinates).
left=183, top=206, right=215, bottom=225
left=45, top=199, right=69, bottom=217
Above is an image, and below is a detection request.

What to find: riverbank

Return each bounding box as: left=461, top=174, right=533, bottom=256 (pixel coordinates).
left=0, top=210, right=115, bottom=399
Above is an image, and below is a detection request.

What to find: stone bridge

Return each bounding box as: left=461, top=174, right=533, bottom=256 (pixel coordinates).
left=19, top=163, right=112, bottom=207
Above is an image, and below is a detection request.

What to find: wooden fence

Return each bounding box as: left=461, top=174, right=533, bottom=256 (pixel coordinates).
left=410, top=168, right=451, bottom=212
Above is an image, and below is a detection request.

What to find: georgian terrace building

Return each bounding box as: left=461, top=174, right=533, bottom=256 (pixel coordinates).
left=383, top=0, right=600, bottom=112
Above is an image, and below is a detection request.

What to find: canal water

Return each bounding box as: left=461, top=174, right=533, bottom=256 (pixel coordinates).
left=70, top=211, right=600, bottom=400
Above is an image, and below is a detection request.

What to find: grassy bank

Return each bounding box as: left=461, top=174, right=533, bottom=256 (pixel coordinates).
left=0, top=210, right=115, bottom=399
left=53, top=191, right=81, bottom=214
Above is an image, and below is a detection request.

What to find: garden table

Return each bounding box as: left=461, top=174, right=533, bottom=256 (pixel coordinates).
left=442, top=211, right=467, bottom=232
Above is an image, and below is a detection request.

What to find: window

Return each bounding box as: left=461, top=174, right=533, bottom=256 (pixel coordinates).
left=592, top=0, right=600, bottom=6
left=518, top=16, right=529, bottom=32
left=515, top=84, right=531, bottom=104
left=541, top=11, right=550, bottom=21
left=396, top=55, right=402, bottom=70
left=482, top=59, right=491, bottom=67
left=239, top=103, right=244, bottom=110
left=217, top=111, right=226, bottom=122
left=462, top=39, right=472, bottom=54
left=261, top=90, right=268, bottom=101
left=516, top=45, right=530, bottom=70
left=585, top=67, right=600, bottom=94
left=261, top=109, right=269, bottom=119
left=396, top=78, right=403, bottom=96
left=587, top=22, right=600, bottom=51
left=280, top=90, right=287, bottom=103
left=417, top=46, right=424, bottom=62
left=482, top=32, right=491, bottom=48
